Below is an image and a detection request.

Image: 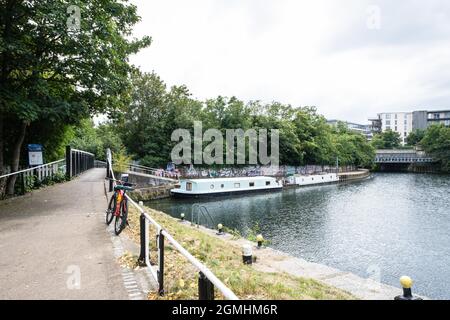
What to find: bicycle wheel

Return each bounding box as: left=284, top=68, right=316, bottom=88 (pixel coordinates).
left=114, top=199, right=128, bottom=235
left=106, top=193, right=116, bottom=225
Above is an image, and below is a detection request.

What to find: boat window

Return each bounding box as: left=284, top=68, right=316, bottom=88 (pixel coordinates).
left=322, top=177, right=324, bottom=179
left=234, top=183, right=240, bottom=188
left=186, top=182, right=192, bottom=191
left=210, top=184, right=214, bottom=189
left=221, top=184, right=224, bottom=188
left=249, top=182, right=255, bottom=187
left=266, top=181, right=270, bottom=186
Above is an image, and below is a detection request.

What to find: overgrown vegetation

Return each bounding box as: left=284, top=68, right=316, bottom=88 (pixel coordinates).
left=420, top=124, right=450, bottom=172
left=124, top=206, right=354, bottom=300
left=116, top=71, right=375, bottom=169
left=0, top=0, right=151, bottom=197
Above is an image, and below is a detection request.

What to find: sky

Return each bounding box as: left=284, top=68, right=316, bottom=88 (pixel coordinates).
left=129, top=0, right=450, bottom=124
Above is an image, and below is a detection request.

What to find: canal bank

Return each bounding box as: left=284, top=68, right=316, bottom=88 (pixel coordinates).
left=146, top=173, right=450, bottom=299
left=124, top=205, right=355, bottom=300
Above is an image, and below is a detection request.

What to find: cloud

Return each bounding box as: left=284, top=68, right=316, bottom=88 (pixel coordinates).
left=129, top=0, right=450, bottom=123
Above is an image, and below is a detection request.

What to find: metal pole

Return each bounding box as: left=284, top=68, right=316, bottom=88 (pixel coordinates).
left=138, top=214, right=147, bottom=266
left=158, top=231, right=165, bottom=296
left=65, top=146, right=72, bottom=180
left=198, top=271, right=215, bottom=300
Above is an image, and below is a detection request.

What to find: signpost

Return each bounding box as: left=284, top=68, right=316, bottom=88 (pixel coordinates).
left=28, top=144, right=43, bottom=166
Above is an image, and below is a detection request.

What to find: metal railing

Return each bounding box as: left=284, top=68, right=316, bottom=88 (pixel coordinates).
left=0, top=159, right=66, bottom=196
left=66, top=146, right=95, bottom=179
left=0, top=146, right=95, bottom=197
left=106, top=148, right=238, bottom=300
left=191, top=204, right=215, bottom=229
left=127, top=163, right=179, bottom=181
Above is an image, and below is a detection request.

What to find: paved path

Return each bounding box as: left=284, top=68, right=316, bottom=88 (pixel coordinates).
left=0, top=169, right=136, bottom=299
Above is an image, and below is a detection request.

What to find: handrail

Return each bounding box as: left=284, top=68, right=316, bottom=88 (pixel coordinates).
left=161, top=230, right=238, bottom=300
left=71, top=148, right=95, bottom=156
left=106, top=149, right=238, bottom=300
left=0, top=159, right=65, bottom=179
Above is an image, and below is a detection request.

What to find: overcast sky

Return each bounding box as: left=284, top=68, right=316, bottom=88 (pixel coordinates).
left=129, top=0, right=450, bottom=124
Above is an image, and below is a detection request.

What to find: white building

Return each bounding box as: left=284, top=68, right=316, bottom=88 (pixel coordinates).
left=377, top=112, right=413, bottom=145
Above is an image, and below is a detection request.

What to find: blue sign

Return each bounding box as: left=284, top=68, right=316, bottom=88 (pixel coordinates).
left=28, top=144, right=43, bottom=166
left=28, top=144, right=43, bottom=152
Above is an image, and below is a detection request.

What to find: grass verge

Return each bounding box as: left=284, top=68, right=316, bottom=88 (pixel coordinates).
left=123, top=205, right=355, bottom=300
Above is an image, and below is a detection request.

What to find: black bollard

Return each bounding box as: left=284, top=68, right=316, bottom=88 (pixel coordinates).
left=394, top=276, right=422, bottom=300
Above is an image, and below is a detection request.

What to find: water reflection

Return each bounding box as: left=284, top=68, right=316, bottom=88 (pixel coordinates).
left=147, top=173, right=450, bottom=299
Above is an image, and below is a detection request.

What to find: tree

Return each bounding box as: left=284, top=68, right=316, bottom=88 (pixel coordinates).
left=371, top=130, right=402, bottom=149
left=0, top=0, right=151, bottom=195
left=406, top=129, right=425, bottom=146
left=420, top=124, right=450, bottom=172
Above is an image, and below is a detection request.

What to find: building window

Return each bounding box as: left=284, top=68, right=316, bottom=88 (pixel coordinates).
left=395, top=126, right=398, bottom=131
left=395, top=120, right=397, bottom=125
left=234, top=183, right=240, bottom=188
left=386, top=126, right=391, bottom=130
left=249, top=182, right=255, bottom=187
left=395, top=114, right=398, bottom=119
left=404, top=132, right=407, bottom=137
left=386, top=114, right=391, bottom=119
left=186, top=182, right=192, bottom=191
left=386, top=120, right=391, bottom=125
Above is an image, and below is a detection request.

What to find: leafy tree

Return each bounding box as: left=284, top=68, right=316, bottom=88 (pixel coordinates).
left=406, top=129, right=426, bottom=146
left=70, top=119, right=124, bottom=161
left=371, top=130, right=402, bottom=149
left=420, top=124, right=450, bottom=172
left=0, top=0, right=151, bottom=195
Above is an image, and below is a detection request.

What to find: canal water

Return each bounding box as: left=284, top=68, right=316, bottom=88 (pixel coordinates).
left=146, top=173, right=450, bottom=299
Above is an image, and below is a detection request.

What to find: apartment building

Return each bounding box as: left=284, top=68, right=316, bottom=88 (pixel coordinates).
left=369, top=109, right=450, bottom=146
left=377, top=112, right=413, bottom=145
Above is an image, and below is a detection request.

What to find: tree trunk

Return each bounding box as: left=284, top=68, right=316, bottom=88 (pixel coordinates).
left=6, top=121, right=28, bottom=195
left=0, top=114, right=5, bottom=198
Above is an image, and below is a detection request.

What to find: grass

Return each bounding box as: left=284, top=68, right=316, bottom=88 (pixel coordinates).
left=123, top=205, right=355, bottom=300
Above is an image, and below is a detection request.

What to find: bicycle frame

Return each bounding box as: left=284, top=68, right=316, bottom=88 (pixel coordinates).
left=114, top=189, right=125, bottom=217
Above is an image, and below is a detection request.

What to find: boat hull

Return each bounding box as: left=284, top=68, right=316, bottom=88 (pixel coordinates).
left=171, top=187, right=283, bottom=198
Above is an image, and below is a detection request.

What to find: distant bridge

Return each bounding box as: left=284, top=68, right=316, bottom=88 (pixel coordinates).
left=375, top=149, right=435, bottom=164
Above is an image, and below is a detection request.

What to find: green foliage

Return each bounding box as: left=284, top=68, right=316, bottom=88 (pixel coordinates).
left=420, top=124, right=450, bottom=172
left=371, top=130, right=402, bottom=149
left=119, top=72, right=375, bottom=168
left=407, top=129, right=426, bottom=146
left=0, top=0, right=150, bottom=192
left=69, top=118, right=124, bottom=161
left=112, top=148, right=132, bottom=174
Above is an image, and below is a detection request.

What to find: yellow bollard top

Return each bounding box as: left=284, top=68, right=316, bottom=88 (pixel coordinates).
left=256, top=234, right=264, bottom=242
left=217, top=223, right=223, bottom=230
left=400, top=276, right=413, bottom=289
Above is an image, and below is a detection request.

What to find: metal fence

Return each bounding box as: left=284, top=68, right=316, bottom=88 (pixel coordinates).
left=106, top=148, right=238, bottom=300
left=0, top=146, right=95, bottom=198
left=65, top=146, right=95, bottom=179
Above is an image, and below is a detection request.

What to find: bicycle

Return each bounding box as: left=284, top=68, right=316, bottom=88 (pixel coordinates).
left=106, top=179, right=135, bottom=235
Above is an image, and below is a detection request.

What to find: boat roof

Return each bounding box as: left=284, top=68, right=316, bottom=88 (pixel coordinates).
left=182, top=176, right=277, bottom=183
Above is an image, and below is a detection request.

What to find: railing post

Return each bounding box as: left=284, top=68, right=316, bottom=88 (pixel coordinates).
left=65, top=146, right=72, bottom=180
left=158, top=230, right=165, bottom=296
left=138, top=214, right=147, bottom=266
left=198, top=271, right=215, bottom=300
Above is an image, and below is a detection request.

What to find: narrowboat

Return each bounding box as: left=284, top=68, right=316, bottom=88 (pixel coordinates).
left=170, top=176, right=283, bottom=198
left=286, top=173, right=339, bottom=186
